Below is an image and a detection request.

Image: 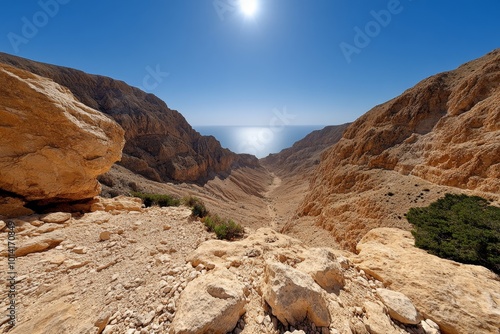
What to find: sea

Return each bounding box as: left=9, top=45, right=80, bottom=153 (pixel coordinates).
left=193, top=125, right=325, bottom=159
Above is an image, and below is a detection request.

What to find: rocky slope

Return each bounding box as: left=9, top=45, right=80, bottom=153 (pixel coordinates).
left=299, top=49, right=500, bottom=250
left=0, top=63, right=124, bottom=216
left=262, top=124, right=350, bottom=177
left=1, top=202, right=498, bottom=334
left=0, top=52, right=258, bottom=184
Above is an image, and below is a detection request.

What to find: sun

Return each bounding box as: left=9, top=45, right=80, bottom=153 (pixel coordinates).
left=240, top=0, right=258, bottom=17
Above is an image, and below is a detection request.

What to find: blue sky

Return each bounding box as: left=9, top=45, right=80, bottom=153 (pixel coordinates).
left=1, top=0, right=499, bottom=126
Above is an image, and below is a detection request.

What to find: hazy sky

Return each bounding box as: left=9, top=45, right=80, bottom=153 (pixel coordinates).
left=1, top=0, right=499, bottom=126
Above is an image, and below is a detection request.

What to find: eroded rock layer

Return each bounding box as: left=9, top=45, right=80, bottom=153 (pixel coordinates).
left=300, top=49, right=500, bottom=249
left=0, top=64, right=124, bottom=207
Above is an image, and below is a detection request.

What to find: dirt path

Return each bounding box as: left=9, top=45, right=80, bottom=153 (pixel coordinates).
left=263, top=172, right=282, bottom=230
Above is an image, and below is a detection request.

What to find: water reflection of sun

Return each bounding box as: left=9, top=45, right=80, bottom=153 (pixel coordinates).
left=235, top=127, right=284, bottom=158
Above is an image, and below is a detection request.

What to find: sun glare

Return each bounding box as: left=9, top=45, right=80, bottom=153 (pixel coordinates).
left=240, top=0, right=258, bottom=17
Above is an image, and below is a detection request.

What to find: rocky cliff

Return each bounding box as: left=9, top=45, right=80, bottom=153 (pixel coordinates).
left=0, top=63, right=124, bottom=216
left=300, top=49, right=500, bottom=250
left=0, top=52, right=258, bottom=184
left=262, top=124, right=350, bottom=177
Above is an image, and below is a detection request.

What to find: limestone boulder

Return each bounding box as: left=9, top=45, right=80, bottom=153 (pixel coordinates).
left=376, top=288, right=422, bottom=325
left=0, top=64, right=125, bottom=205
left=263, top=261, right=330, bottom=327
left=355, top=228, right=500, bottom=334
left=362, top=301, right=400, bottom=334
left=90, top=196, right=142, bottom=212
left=170, top=268, right=246, bottom=334
left=296, top=247, right=345, bottom=292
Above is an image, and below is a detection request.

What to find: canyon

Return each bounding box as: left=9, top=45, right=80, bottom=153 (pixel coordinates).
left=0, top=49, right=499, bottom=334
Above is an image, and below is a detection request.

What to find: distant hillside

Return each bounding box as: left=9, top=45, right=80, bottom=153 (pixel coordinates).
left=262, top=124, right=350, bottom=177
left=0, top=53, right=258, bottom=184
left=300, top=49, right=500, bottom=250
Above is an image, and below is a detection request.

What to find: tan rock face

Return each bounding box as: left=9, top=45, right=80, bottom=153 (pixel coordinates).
left=89, top=196, right=142, bottom=212
left=170, top=268, right=247, bottom=334
left=296, top=248, right=345, bottom=292
left=0, top=52, right=259, bottom=184
left=263, top=261, right=331, bottom=327
left=0, top=64, right=125, bottom=206
left=355, top=228, right=500, bottom=334
left=299, top=49, right=500, bottom=250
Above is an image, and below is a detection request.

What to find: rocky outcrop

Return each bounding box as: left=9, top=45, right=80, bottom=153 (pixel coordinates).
left=89, top=196, right=143, bottom=213
left=170, top=268, right=247, bottom=334
left=296, top=248, right=345, bottom=292
left=262, top=124, right=349, bottom=177
left=355, top=228, right=500, bottom=334
left=0, top=64, right=124, bottom=214
left=299, top=49, right=500, bottom=250
left=263, top=261, right=331, bottom=327
left=1, top=205, right=458, bottom=334
left=0, top=52, right=259, bottom=184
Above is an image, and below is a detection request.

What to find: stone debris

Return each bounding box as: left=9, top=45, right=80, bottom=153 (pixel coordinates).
left=0, top=206, right=496, bottom=334
left=99, top=231, right=112, bottom=241
left=41, top=212, right=72, bottom=224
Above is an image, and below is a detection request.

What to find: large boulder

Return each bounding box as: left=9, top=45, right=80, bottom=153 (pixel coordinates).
left=296, top=247, right=345, bottom=292
left=263, top=261, right=330, bottom=327
left=355, top=228, right=500, bottom=334
left=376, top=288, right=422, bottom=325
left=0, top=64, right=124, bottom=206
left=170, top=268, right=247, bottom=334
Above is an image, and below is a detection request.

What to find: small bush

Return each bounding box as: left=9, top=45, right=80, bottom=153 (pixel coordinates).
left=202, top=214, right=244, bottom=240
left=408, top=193, right=500, bottom=274
left=185, top=197, right=209, bottom=218
left=131, top=192, right=181, bottom=208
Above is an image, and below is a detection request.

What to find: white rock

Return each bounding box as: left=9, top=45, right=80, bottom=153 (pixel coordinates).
left=376, top=288, right=422, bottom=325
left=422, top=319, right=441, bottom=334
left=170, top=268, right=246, bottom=334
left=263, top=261, right=330, bottom=327
left=296, top=248, right=345, bottom=292
left=363, top=301, right=400, bottom=334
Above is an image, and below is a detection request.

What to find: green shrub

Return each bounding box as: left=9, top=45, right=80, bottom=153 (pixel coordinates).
left=186, top=197, right=209, bottom=218
left=182, top=196, right=202, bottom=207
left=407, top=193, right=500, bottom=274
left=202, top=214, right=244, bottom=240
left=131, top=192, right=181, bottom=208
